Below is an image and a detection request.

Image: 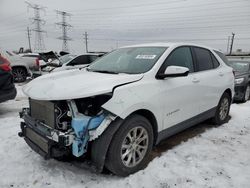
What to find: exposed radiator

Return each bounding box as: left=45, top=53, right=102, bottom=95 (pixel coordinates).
left=30, top=99, right=56, bottom=128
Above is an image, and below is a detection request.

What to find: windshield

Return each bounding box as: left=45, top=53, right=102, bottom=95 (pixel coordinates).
left=58, top=54, right=76, bottom=65
left=228, top=61, right=250, bottom=72
left=88, top=47, right=167, bottom=74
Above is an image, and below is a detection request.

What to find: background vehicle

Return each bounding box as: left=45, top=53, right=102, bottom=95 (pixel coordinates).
left=0, top=55, right=17, bottom=103
left=35, top=53, right=103, bottom=76
left=3, top=51, right=37, bottom=82
left=19, top=43, right=234, bottom=176
left=227, top=60, right=250, bottom=102
left=52, top=53, right=104, bottom=72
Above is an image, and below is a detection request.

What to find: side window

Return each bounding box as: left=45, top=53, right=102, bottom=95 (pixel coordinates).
left=163, top=47, right=194, bottom=73
left=193, top=47, right=213, bottom=71
left=89, top=55, right=98, bottom=62
left=211, top=53, right=220, bottom=68
left=68, top=55, right=88, bottom=66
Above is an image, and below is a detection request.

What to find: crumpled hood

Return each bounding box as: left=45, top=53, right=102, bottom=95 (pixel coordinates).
left=23, top=69, right=143, bottom=100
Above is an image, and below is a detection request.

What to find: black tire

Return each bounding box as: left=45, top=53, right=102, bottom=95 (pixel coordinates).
left=212, top=92, right=231, bottom=125
left=12, top=67, right=27, bottom=83
left=241, top=85, right=250, bottom=103
left=105, top=114, right=154, bottom=176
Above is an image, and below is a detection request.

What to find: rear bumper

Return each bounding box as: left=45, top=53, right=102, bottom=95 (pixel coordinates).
left=0, top=88, right=17, bottom=103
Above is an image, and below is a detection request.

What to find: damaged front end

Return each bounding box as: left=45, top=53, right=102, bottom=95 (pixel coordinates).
left=18, top=94, right=116, bottom=159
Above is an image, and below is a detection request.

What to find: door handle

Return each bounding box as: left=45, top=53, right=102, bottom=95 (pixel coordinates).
left=192, top=78, right=200, bottom=83
left=219, top=72, right=224, bottom=77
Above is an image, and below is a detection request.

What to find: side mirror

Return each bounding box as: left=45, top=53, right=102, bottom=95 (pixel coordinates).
left=157, top=66, right=189, bottom=79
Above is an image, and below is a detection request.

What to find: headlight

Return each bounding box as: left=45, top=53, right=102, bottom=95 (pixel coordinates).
left=235, top=77, right=244, bottom=84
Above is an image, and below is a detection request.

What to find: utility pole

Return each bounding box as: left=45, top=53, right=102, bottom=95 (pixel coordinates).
left=226, top=36, right=230, bottom=54
left=26, top=1, right=46, bottom=52
left=55, top=10, right=72, bottom=52
left=229, top=33, right=235, bottom=55
left=84, top=32, right=88, bottom=53
left=27, top=27, right=32, bottom=52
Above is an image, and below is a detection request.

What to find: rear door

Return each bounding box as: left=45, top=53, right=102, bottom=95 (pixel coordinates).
left=191, top=47, right=223, bottom=113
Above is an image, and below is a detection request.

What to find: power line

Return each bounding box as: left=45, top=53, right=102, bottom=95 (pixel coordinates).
left=26, top=1, right=46, bottom=52
left=67, top=3, right=250, bottom=17
left=62, top=0, right=245, bottom=13
left=55, top=10, right=72, bottom=52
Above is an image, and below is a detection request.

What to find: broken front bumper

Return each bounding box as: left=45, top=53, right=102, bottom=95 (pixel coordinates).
left=18, top=108, right=74, bottom=159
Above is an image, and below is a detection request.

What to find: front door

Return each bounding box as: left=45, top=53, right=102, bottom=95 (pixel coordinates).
left=157, top=46, right=200, bottom=130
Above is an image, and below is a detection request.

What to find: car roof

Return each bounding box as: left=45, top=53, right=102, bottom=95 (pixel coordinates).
left=121, top=42, right=220, bottom=51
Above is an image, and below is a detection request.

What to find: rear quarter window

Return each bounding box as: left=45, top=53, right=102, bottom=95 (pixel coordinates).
left=214, top=50, right=229, bottom=65
left=211, top=53, right=220, bottom=68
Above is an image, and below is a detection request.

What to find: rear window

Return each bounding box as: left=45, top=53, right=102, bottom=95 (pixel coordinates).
left=193, top=47, right=214, bottom=71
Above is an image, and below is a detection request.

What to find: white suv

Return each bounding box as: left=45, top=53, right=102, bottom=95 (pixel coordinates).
left=19, top=43, right=234, bottom=176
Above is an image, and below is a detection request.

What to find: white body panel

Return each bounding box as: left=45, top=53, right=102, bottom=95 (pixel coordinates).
left=23, top=42, right=235, bottom=134
left=23, top=69, right=143, bottom=100
left=52, top=64, right=89, bottom=72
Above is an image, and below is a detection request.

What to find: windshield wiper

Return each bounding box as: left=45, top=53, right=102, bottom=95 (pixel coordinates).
left=87, top=68, right=118, bottom=74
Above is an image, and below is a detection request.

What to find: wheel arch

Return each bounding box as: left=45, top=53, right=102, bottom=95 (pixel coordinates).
left=129, top=109, right=158, bottom=145
left=224, top=88, right=233, bottom=102
left=11, top=65, right=28, bottom=74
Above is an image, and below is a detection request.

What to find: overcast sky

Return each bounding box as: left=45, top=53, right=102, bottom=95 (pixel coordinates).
left=0, top=0, right=250, bottom=54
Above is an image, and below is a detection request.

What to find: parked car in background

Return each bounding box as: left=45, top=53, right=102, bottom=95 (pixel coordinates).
left=52, top=53, right=104, bottom=72
left=34, top=53, right=104, bottom=77
left=227, top=60, right=250, bottom=102
left=0, top=54, right=16, bottom=103
left=3, top=51, right=41, bottom=82
left=19, top=43, right=234, bottom=176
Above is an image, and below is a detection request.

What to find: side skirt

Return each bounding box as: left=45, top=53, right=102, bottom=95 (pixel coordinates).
left=156, top=107, right=217, bottom=145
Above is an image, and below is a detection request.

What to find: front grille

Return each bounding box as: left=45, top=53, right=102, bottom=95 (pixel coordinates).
left=30, top=99, right=55, bottom=128
left=26, top=127, right=49, bottom=153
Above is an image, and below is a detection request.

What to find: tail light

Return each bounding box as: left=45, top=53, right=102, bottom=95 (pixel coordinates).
left=0, top=63, right=12, bottom=72
left=232, top=70, right=235, bottom=77
left=36, top=58, right=40, bottom=66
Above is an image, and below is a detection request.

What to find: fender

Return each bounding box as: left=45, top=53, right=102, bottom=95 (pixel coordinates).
left=91, top=118, right=123, bottom=172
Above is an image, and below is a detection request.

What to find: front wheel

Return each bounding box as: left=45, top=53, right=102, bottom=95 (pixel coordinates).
left=105, top=115, right=153, bottom=176
left=212, top=92, right=231, bottom=125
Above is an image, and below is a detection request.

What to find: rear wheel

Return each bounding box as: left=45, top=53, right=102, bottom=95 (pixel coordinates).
left=212, top=92, right=231, bottom=125
left=105, top=115, right=153, bottom=176
left=12, top=67, right=27, bottom=83
left=242, top=85, right=250, bottom=103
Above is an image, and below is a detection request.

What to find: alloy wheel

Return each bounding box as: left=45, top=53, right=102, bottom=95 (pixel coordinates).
left=12, top=68, right=26, bottom=82
left=120, top=126, right=149, bottom=168
left=219, top=97, right=229, bottom=121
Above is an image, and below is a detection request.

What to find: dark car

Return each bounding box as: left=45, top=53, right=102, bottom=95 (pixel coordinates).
left=227, top=60, right=250, bottom=102
left=0, top=55, right=17, bottom=103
